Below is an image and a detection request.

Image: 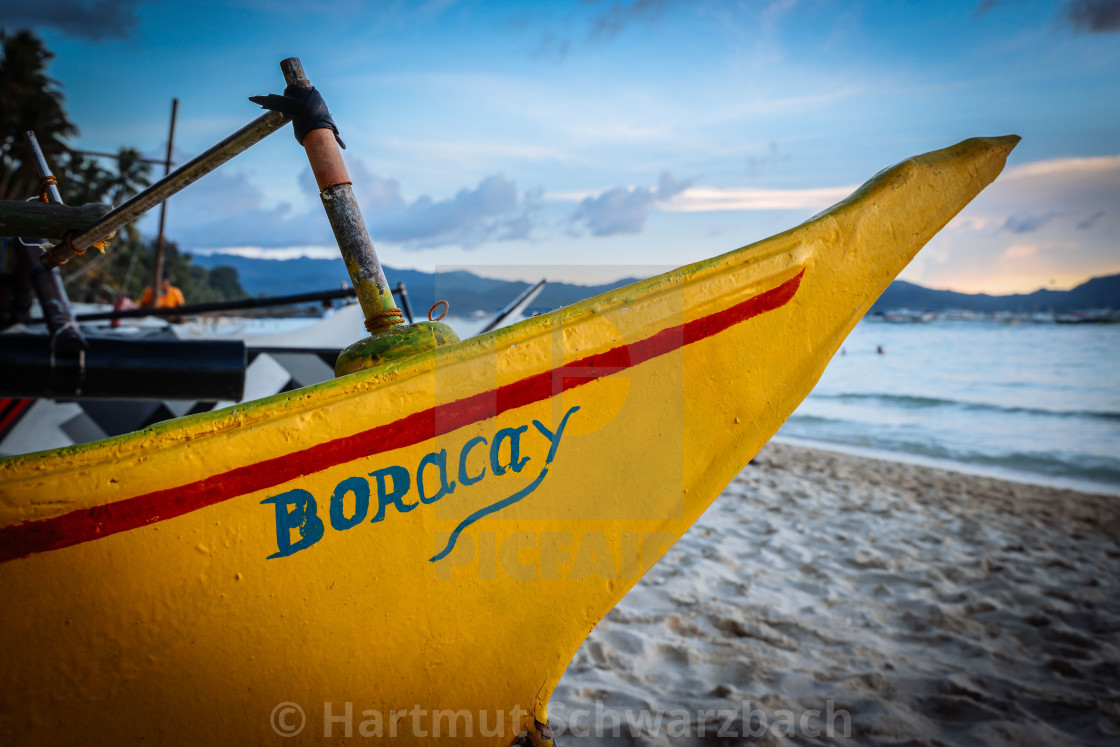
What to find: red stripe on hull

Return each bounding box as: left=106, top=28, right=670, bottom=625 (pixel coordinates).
left=0, top=270, right=803, bottom=563
left=0, top=398, right=33, bottom=438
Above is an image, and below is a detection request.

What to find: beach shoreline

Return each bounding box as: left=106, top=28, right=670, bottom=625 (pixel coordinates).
left=555, top=442, right=1120, bottom=745
left=772, top=435, right=1120, bottom=500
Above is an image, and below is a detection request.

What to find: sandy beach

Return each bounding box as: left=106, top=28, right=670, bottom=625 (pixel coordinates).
left=552, top=442, right=1120, bottom=745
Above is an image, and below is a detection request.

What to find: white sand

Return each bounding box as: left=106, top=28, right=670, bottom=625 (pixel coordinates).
left=553, top=442, right=1120, bottom=745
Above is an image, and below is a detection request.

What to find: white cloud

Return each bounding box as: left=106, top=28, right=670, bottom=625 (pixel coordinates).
left=1004, top=154, right=1120, bottom=180
left=192, top=246, right=341, bottom=261
left=551, top=181, right=858, bottom=215
left=660, top=184, right=856, bottom=212
left=902, top=152, right=1120, bottom=292
left=157, top=153, right=543, bottom=253
left=362, top=173, right=542, bottom=248
left=569, top=172, right=692, bottom=236
left=1000, top=243, right=1039, bottom=259
left=1002, top=211, right=1059, bottom=234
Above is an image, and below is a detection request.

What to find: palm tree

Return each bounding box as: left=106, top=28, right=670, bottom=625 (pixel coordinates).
left=105, top=147, right=152, bottom=205
left=1, top=31, right=241, bottom=305
left=2, top=30, right=153, bottom=296
left=106, top=147, right=151, bottom=240
left=0, top=30, right=77, bottom=201
left=0, top=32, right=149, bottom=211
left=62, top=149, right=152, bottom=293
left=56, top=150, right=113, bottom=204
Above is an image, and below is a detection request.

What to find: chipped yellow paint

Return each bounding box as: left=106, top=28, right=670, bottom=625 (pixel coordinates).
left=0, top=137, right=1017, bottom=745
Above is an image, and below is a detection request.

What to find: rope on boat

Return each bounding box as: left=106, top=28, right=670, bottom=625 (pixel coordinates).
left=37, top=175, right=113, bottom=255
left=37, top=175, right=58, bottom=202
left=364, top=307, right=404, bottom=333
left=63, top=232, right=86, bottom=256
left=60, top=231, right=112, bottom=256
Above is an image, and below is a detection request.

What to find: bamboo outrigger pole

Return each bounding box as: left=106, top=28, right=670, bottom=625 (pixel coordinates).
left=39, top=108, right=291, bottom=269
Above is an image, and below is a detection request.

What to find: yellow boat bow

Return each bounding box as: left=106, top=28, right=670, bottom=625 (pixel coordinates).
left=0, top=136, right=1018, bottom=744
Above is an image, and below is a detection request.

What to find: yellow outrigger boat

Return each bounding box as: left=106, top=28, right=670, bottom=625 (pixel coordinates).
left=0, top=117, right=1017, bottom=742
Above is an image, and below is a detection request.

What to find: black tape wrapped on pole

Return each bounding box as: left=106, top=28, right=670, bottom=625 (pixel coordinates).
left=248, top=85, right=346, bottom=148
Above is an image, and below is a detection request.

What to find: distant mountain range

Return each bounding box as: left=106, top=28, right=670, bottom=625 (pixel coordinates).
left=869, top=273, right=1120, bottom=314
left=192, top=254, right=640, bottom=315
left=192, top=254, right=1120, bottom=316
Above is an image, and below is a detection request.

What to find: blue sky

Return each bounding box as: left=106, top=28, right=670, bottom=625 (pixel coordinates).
left=6, top=0, right=1119, bottom=292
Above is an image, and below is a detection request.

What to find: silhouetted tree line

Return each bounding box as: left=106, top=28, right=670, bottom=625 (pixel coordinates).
left=0, top=29, right=245, bottom=304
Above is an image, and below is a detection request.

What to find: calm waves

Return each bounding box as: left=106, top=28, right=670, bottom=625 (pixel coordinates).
left=779, top=320, right=1120, bottom=495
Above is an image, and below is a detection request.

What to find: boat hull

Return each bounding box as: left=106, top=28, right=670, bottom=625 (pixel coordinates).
left=0, top=136, right=1018, bottom=744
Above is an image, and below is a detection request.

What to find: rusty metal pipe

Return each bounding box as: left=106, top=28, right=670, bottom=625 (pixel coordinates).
left=280, top=57, right=402, bottom=335
left=21, top=132, right=85, bottom=353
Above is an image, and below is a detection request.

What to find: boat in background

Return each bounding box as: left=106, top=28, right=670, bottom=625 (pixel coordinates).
left=1055, top=309, right=1118, bottom=324
left=1, top=281, right=544, bottom=457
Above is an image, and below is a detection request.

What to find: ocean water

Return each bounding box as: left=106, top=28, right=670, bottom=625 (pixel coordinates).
left=778, top=320, right=1120, bottom=496
left=444, top=314, right=1120, bottom=494
left=226, top=312, right=1119, bottom=495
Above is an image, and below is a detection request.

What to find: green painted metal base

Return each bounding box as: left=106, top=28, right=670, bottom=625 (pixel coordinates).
left=334, top=321, right=460, bottom=377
